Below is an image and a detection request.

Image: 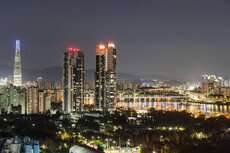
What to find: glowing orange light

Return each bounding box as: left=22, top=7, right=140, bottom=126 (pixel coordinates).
left=108, top=42, right=115, bottom=48
left=99, top=44, right=105, bottom=49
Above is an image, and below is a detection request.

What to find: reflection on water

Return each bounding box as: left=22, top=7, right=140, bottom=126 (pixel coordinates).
left=118, top=101, right=230, bottom=115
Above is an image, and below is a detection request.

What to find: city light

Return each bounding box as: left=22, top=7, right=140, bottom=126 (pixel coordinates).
left=108, top=42, right=115, bottom=48
left=99, top=43, right=105, bottom=49
left=68, top=47, right=80, bottom=52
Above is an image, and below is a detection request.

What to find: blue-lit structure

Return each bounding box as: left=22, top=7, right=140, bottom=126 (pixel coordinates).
left=13, top=40, right=22, bottom=86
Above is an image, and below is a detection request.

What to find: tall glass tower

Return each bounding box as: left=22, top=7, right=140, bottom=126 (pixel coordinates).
left=13, top=40, right=22, bottom=86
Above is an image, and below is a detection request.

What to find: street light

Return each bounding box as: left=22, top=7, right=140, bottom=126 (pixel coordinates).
left=105, top=138, right=109, bottom=150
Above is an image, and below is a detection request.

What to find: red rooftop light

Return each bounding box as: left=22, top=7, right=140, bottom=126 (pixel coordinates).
left=68, top=47, right=80, bottom=52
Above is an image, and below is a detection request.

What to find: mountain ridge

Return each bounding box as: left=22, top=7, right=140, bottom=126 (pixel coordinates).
left=0, top=65, right=178, bottom=82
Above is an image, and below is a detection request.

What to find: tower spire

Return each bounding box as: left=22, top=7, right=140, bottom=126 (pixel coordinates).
left=13, top=40, right=22, bottom=86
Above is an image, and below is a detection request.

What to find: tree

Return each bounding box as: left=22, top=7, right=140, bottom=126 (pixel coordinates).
left=42, top=139, right=60, bottom=153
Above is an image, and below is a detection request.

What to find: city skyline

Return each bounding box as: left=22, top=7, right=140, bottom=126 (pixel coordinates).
left=1, top=1, right=230, bottom=153
left=1, top=0, right=230, bottom=79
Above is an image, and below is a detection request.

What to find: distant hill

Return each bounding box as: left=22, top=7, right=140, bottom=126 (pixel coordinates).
left=0, top=65, right=176, bottom=82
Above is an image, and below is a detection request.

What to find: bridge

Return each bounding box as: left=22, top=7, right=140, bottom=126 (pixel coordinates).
left=84, top=95, right=189, bottom=106
left=117, top=95, right=189, bottom=102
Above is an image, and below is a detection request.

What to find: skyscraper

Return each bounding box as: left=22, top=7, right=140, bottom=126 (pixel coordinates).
left=62, top=48, right=85, bottom=114
left=95, top=42, right=116, bottom=111
left=95, top=43, right=106, bottom=110
left=13, top=40, right=22, bottom=86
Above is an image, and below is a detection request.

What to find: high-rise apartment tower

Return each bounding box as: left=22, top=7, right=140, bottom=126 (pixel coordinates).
left=95, top=42, right=116, bottom=111
left=62, top=48, right=85, bottom=114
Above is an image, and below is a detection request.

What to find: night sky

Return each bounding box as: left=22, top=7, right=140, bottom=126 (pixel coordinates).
left=1, top=0, right=230, bottom=79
